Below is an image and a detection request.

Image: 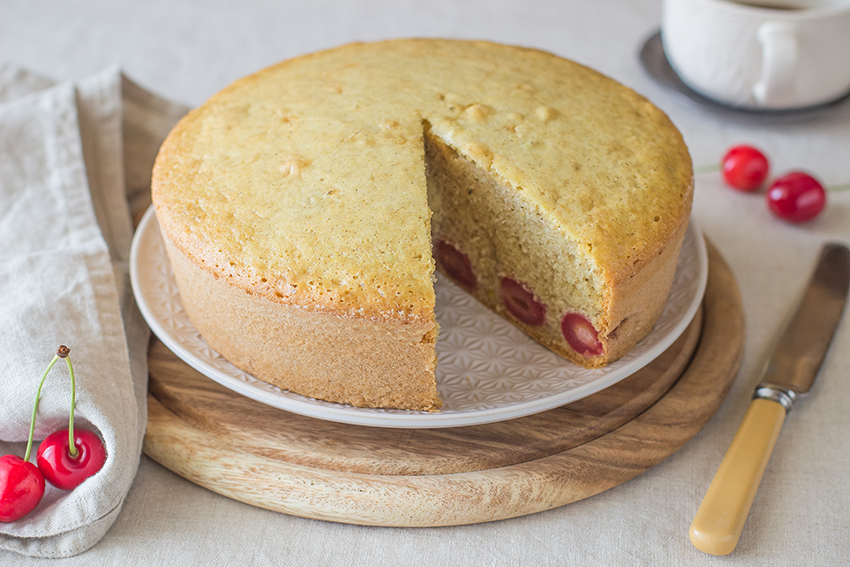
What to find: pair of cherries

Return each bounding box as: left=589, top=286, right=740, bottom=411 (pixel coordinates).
left=0, top=346, right=106, bottom=523
left=720, top=145, right=831, bottom=223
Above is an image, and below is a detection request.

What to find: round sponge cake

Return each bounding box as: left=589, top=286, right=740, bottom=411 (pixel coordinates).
left=152, top=39, right=693, bottom=411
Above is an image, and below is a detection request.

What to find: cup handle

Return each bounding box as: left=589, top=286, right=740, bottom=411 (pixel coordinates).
left=752, top=22, right=798, bottom=107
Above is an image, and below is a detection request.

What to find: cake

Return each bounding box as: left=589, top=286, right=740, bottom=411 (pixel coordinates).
left=151, top=39, right=694, bottom=411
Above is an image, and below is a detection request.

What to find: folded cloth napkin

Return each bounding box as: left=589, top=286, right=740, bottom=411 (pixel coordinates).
left=0, top=64, right=187, bottom=558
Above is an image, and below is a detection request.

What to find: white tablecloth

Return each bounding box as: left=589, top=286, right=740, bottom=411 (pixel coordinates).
left=2, top=0, right=848, bottom=564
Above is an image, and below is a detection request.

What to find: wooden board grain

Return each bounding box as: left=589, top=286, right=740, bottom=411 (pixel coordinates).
left=143, top=240, right=743, bottom=526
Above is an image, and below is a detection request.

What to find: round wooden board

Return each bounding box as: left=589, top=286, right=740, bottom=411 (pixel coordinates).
left=142, top=240, right=743, bottom=527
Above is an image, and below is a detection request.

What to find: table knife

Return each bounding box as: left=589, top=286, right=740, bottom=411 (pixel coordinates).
left=689, top=242, right=850, bottom=556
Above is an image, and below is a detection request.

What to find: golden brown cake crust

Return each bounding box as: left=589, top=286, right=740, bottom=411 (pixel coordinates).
left=162, top=233, right=440, bottom=410
left=152, top=38, right=693, bottom=407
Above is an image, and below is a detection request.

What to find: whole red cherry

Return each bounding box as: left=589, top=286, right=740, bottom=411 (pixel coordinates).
left=37, top=428, right=106, bottom=491
left=0, top=455, right=45, bottom=522
left=766, top=172, right=827, bottom=223
left=722, top=145, right=770, bottom=191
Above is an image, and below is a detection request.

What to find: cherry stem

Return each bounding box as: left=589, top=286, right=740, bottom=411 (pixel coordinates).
left=24, top=354, right=61, bottom=462
left=23, top=346, right=78, bottom=463
left=65, top=355, right=77, bottom=458
left=694, top=164, right=849, bottom=192
left=693, top=163, right=721, bottom=174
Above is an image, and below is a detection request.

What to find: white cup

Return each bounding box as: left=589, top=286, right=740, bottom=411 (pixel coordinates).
left=662, top=0, right=850, bottom=109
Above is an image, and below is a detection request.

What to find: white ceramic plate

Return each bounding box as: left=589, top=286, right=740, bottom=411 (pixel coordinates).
left=131, top=207, right=708, bottom=428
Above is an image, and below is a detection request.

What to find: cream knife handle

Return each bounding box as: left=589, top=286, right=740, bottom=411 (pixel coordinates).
left=689, top=397, right=787, bottom=556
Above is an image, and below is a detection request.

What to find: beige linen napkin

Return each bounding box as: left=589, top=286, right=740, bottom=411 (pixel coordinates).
left=0, top=64, right=186, bottom=557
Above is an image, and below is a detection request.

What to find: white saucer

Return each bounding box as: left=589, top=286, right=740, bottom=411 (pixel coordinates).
left=130, top=206, right=708, bottom=428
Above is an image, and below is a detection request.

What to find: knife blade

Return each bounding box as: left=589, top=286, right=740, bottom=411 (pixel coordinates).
left=689, top=242, right=850, bottom=556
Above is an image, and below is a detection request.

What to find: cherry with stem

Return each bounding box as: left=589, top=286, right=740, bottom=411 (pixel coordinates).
left=36, top=346, right=106, bottom=491
left=0, top=347, right=70, bottom=523
left=695, top=144, right=849, bottom=223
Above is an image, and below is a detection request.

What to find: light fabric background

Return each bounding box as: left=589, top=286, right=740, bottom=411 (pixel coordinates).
left=0, top=67, right=186, bottom=556
left=0, top=70, right=139, bottom=554
left=1, top=0, right=849, bottom=564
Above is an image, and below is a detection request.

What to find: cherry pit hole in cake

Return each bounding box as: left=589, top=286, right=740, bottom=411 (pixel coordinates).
left=434, top=240, right=477, bottom=291
left=561, top=312, right=604, bottom=356
left=500, top=277, right=546, bottom=327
